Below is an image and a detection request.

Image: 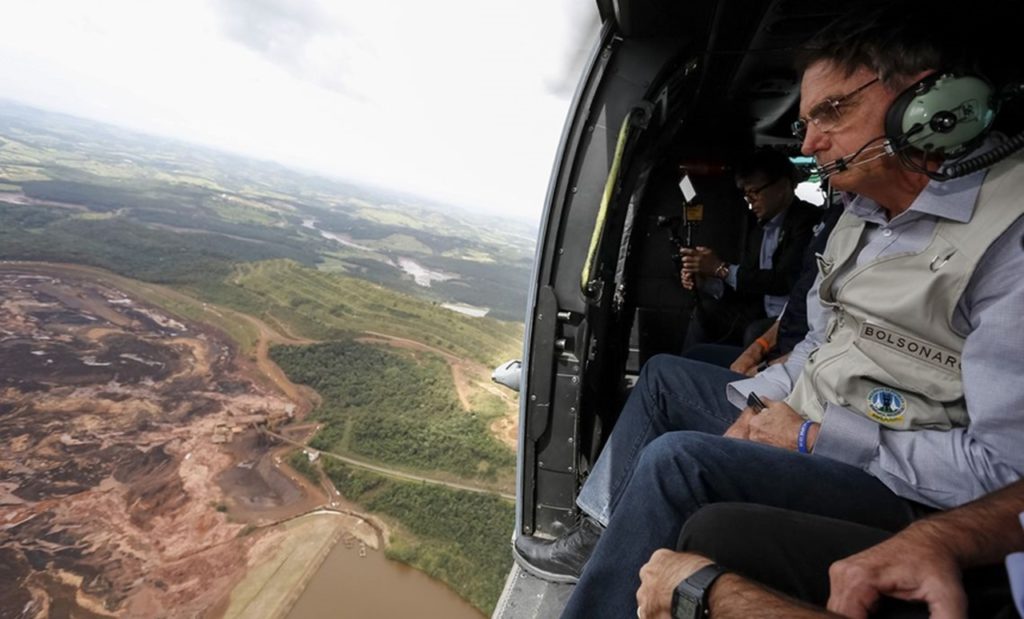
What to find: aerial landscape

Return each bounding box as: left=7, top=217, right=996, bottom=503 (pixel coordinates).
left=0, top=100, right=532, bottom=617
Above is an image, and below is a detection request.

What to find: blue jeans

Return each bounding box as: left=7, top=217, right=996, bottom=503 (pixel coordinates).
left=680, top=343, right=745, bottom=369
left=564, top=355, right=920, bottom=618
left=576, top=355, right=743, bottom=525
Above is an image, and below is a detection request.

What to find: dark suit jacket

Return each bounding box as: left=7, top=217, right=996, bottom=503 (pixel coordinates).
left=729, top=197, right=822, bottom=316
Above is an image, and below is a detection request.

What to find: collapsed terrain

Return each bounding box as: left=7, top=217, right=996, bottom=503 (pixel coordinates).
left=0, top=265, right=307, bottom=618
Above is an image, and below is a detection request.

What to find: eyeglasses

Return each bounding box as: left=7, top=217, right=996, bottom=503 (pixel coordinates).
left=742, top=178, right=777, bottom=202
left=791, top=77, right=880, bottom=140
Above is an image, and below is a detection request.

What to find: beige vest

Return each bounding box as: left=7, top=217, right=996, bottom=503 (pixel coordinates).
left=787, top=156, right=1024, bottom=429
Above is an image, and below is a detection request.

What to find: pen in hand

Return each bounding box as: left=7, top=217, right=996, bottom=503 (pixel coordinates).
left=746, top=392, right=766, bottom=413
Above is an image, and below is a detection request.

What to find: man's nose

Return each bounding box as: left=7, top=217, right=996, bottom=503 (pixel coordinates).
left=800, top=123, right=829, bottom=156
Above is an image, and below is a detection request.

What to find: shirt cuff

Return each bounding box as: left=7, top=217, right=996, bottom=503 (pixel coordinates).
left=726, top=371, right=791, bottom=409
left=725, top=264, right=738, bottom=289
left=702, top=276, right=725, bottom=300
left=813, top=403, right=879, bottom=467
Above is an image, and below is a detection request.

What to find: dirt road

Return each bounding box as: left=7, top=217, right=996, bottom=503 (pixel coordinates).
left=243, top=313, right=318, bottom=413
left=261, top=428, right=515, bottom=501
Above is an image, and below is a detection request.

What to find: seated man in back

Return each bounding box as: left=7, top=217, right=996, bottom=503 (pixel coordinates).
left=686, top=199, right=844, bottom=372
left=680, top=148, right=820, bottom=349
left=636, top=479, right=1024, bottom=618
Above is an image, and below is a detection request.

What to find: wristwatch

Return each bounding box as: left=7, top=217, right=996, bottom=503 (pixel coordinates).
left=671, top=563, right=727, bottom=619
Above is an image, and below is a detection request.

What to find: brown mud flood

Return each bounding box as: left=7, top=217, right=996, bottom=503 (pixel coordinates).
left=287, top=540, right=484, bottom=619
left=0, top=265, right=301, bottom=617
left=0, top=264, right=498, bottom=619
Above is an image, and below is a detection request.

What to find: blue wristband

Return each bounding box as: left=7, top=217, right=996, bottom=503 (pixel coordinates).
left=797, top=420, right=814, bottom=454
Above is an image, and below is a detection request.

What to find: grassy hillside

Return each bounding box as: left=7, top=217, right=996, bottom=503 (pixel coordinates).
left=225, top=261, right=521, bottom=367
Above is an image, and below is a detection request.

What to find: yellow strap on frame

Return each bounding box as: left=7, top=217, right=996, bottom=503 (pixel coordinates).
left=580, top=110, right=635, bottom=294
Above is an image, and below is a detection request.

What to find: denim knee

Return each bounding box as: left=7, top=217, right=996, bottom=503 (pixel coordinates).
left=638, top=354, right=700, bottom=395
left=633, top=431, right=703, bottom=474
left=630, top=432, right=729, bottom=500
left=641, top=353, right=695, bottom=378
left=639, top=428, right=723, bottom=458
left=638, top=353, right=676, bottom=388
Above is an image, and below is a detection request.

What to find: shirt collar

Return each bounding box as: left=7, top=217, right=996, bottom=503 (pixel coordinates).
left=845, top=137, right=1000, bottom=224
left=761, top=207, right=788, bottom=229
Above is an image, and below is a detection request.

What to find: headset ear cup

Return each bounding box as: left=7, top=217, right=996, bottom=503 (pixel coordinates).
left=885, top=75, right=939, bottom=149
left=885, top=73, right=996, bottom=155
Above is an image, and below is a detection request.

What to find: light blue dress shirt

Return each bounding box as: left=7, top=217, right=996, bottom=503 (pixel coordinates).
left=727, top=159, right=1024, bottom=509
left=722, top=209, right=788, bottom=318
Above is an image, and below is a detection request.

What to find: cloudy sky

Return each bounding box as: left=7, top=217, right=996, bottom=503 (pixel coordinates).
left=0, top=0, right=598, bottom=222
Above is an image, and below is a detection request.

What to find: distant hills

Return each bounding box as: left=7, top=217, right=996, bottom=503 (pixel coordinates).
left=0, top=100, right=536, bottom=322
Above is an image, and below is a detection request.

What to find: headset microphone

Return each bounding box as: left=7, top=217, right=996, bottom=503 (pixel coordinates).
left=814, top=136, right=891, bottom=180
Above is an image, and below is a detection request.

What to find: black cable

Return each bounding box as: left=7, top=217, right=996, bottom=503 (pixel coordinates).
left=938, top=130, right=1024, bottom=179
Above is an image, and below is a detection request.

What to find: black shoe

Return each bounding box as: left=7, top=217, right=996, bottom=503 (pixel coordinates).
left=512, top=517, right=603, bottom=584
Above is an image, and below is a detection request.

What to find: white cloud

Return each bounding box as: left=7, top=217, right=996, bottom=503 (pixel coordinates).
left=0, top=0, right=597, bottom=222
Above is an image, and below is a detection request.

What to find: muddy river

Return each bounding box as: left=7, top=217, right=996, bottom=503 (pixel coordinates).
left=286, top=541, right=485, bottom=619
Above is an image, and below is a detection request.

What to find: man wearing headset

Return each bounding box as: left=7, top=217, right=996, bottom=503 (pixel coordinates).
left=514, top=4, right=1024, bottom=618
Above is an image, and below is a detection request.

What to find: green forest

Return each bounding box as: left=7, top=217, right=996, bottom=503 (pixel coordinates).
left=272, top=340, right=515, bottom=487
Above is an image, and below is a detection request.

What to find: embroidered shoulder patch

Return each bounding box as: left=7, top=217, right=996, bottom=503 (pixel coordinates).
left=867, top=388, right=906, bottom=424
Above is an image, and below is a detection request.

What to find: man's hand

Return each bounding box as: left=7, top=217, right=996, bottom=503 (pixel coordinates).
left=680, top=269, right=696, bottom=290
left=637, top=549, right=713, bottom=618
left=730, top=350, right=764, bottom=377
left=723, top=406, right=756, bottom=439
left=731, top=323, right=779, bottom=376
left=827, top=524, right=966, bottom=619
left=680, top=246, right=723, bottom=278
left=746, top=398, right=810, bottom=450
left=725, top=399, right=818, bottom=451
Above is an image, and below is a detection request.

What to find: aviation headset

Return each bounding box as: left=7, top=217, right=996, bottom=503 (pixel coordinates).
left=882, top=72, right=1024, bottom=180
left=885, top=73, right=995, bottom=156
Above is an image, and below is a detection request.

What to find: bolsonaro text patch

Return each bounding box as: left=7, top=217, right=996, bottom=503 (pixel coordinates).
left=859, top=323, right=961, bottom=371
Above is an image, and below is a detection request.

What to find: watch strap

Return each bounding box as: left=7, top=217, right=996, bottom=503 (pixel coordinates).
left=687, top=563, right=726, bottom=592
left=681, top=563, right=727, bottom=617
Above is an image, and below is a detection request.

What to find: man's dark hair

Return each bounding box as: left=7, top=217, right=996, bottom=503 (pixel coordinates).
left=796, top=1, right=983, bottom=89
left=735, top=148, right=797, bottom=187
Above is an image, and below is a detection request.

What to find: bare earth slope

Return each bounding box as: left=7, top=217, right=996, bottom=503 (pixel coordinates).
left=0, top=266, right=300, bottom=618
